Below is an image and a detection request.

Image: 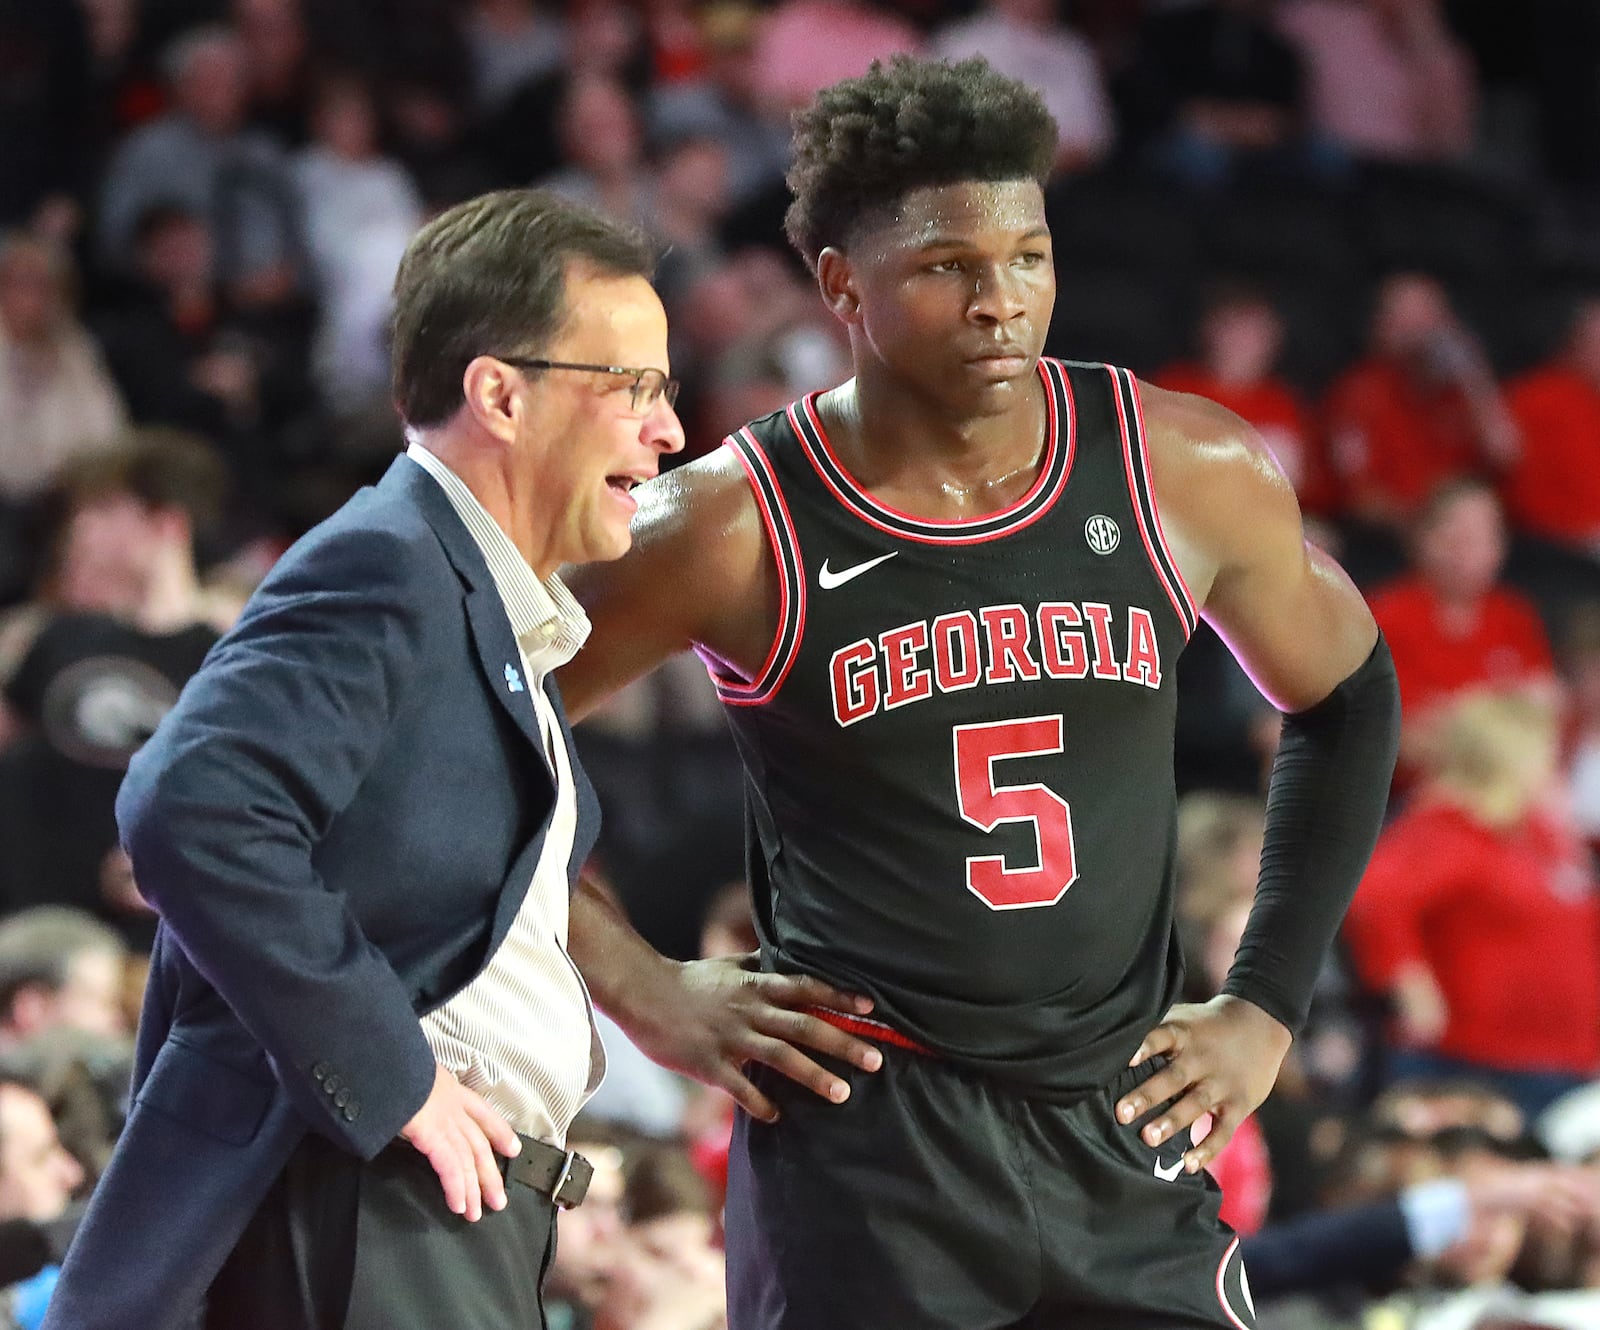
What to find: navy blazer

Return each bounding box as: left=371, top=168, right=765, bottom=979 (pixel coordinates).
left=43, top=456, right=602, bottom=1330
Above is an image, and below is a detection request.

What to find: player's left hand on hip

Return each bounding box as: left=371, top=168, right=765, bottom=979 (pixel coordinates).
left=1114, top=995, right=1291, bottom=1174
left=620, top=953, right=884, bottom=1125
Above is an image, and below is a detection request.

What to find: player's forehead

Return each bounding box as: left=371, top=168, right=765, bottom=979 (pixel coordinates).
left=860, top=178, right=1048, bottom=256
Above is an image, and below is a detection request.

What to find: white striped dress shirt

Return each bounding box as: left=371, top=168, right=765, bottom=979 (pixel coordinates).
left=406, top=442, right=605, bottom=1147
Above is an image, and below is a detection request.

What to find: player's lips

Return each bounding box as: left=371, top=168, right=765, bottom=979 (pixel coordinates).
left=965, top=340, right=1033, bottom=362
left=964, top=348, right=1032, bottom=375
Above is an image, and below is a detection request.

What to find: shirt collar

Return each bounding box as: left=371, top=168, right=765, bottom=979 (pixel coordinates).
left=405, top=441, right=591, bottom=672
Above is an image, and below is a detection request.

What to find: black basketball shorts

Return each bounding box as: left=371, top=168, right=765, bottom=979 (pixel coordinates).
left=724, top=1043, right=1256, bottom=1329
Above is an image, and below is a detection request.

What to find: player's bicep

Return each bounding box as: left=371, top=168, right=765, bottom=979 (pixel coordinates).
left=1201, top=454, right=1378, bottom=715
left=560, top=451, right=770, bottom=722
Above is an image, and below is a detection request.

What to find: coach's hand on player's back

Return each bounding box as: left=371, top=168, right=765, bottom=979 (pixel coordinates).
left=623, top=953, right=884, bottom=1123
left=1115, top=995, right=1292, bottom=1175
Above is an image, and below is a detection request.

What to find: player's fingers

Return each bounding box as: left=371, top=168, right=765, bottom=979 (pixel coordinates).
left=760, top=1007, right=883, bottom=1072
left=762, top=972, right=874, bottom=1016
left=1142, top=1088, right=1220, bottom=1153
left=1127, top=1021, right=1180, bottom=1068
left=1116, top=1060, right=1192, bottom=1127
left=743, top=1033, right=852, bottom=1105
left=1183, top=1111, right=1234, bottom=1174
left=715, top=1064, right=780, bottom=1124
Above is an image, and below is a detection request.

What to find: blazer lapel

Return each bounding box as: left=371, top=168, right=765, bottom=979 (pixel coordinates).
left=381, top=456, right=547, bottom=757
left=546, top=676, right=602, bottom=889
left=464, top=587, right=546, bottom=755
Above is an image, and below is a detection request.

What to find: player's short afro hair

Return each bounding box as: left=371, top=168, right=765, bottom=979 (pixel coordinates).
left=784, top=56, right=1058, bottom=272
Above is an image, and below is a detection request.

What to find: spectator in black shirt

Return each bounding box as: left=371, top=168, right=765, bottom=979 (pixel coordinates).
left=1121, top=0, right=1344, bottom=188
left=0, top=433, right=232, bottom=948
left=91, top=204, right=317, bottom=493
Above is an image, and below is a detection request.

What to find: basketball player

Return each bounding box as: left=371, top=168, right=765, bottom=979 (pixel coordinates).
left=562, top=57, right=1400, bottom=1328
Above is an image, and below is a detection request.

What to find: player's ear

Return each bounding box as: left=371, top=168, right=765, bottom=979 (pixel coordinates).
left=817, top=248, right=861, bottom=326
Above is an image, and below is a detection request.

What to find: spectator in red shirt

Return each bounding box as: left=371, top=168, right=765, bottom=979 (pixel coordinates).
left=1159, top=282, right=1336, bottom=518
left=1344, top=690, right=1600, bottom=1121
left=1503, top=296, right=1600, bottom=554
left=1371, top=477, right=1556, bottom=764
left=1323, top=273, right=1517, bottom=527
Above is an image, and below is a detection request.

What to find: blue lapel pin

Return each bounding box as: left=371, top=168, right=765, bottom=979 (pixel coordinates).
left=504, top=663, right=525, bottom=693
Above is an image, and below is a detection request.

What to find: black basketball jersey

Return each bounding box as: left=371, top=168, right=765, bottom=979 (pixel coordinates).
left=706, top=360, right=1199, bottom=1096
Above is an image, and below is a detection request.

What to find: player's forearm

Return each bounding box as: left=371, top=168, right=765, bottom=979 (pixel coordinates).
left=1222, top=634, right=1401, bottom=1032
left=568, top=874, right=680, bottom=1027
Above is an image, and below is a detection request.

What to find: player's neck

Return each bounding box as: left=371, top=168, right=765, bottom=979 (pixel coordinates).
left=821, top=369, right=1048, bottom=511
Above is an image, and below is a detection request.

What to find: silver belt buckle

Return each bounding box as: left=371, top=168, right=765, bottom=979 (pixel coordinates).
left=551, top=1149, right=585, bottom=1209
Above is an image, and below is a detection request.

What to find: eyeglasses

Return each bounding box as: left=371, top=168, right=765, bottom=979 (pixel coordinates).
left=495, top=357, right=680, bottom=415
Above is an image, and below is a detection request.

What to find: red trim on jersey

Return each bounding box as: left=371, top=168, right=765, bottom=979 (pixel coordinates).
left=1112, top=367, right=1195, bottom=640
left=1128, top=372, right=1199, bottom=626
left=1215, top=1238, right=1252, bottom=1330
left=805, top=1005, right=933, bottom=1056
left=787, top=359, right=1075, bottom=546
left=708, top=432, right=806, bottom=707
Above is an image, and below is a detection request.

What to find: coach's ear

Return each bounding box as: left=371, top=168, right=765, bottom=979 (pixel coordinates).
left=460, top=354, right=522, bottom=445
left=817, top=248, right=861, bottom=327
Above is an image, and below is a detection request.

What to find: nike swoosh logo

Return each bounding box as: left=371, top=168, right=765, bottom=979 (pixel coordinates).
left=818, top=552, right=898, bottom=590
left=1153, top=1157, right=1185, bottom=1182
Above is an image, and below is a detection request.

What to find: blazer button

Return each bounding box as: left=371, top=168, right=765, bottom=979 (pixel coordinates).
left=324, top=1075, right=342, bottom=1094
left=334, top=1089, right=350, bottom=1108
left=311, top=1062, right=329, bottom=1082
left=343, top=1103, right=361, bottom=1122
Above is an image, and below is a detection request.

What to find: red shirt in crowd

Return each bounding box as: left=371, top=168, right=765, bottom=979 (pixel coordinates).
left=1369, top=575, right=1554, bottom=721
left=1344, top=801, right=1600, bottom=1076
left=1322, top=359, right=1483, bottom=518
left=1210, top=1113, right=1272, bottom=1237
left=1157, top=365, right=1338, bottom=516
left=1503, top=365, right=1600, bottom=548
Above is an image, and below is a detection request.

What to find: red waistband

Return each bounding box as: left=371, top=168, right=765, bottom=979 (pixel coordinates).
left=806, top=1005, right=933, bottom=1056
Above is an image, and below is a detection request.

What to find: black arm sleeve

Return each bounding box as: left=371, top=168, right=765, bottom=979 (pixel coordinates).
left=1221, top=634, right=1400, bottom=1033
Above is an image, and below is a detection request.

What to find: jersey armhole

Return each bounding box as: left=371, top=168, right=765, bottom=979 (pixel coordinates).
left=1108, top=365, right=1199, bottom=639
left=699, top=431, right=807, bottom=707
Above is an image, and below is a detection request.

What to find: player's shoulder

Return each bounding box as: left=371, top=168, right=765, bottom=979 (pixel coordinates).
left=1130, top=377, right=1308, bottom=594
left=619, top=438, right=771, bottom=594
left=1135, top=379, right=1296, bottom=511
left=633, top=441, right=757, bottom=538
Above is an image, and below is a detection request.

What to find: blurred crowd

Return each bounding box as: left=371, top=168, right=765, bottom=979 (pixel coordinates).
left=4, top=1, right=1600, bottom=1328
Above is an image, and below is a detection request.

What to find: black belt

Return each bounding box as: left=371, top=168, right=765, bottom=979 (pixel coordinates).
left=506, top=1136, right=592, bottom=1209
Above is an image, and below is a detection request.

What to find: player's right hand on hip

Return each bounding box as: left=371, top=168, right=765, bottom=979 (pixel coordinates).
left=623, top=953, right=883, bottom=1123
left=400, top=1062, right=522, bottom=1222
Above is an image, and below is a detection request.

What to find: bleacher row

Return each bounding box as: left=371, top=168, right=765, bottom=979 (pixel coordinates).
left=1041, top=161, right=1600, bottom=388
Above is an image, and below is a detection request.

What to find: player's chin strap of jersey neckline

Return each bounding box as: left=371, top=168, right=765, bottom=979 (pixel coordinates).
left=805, top=1005, right=934, bottom=1056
